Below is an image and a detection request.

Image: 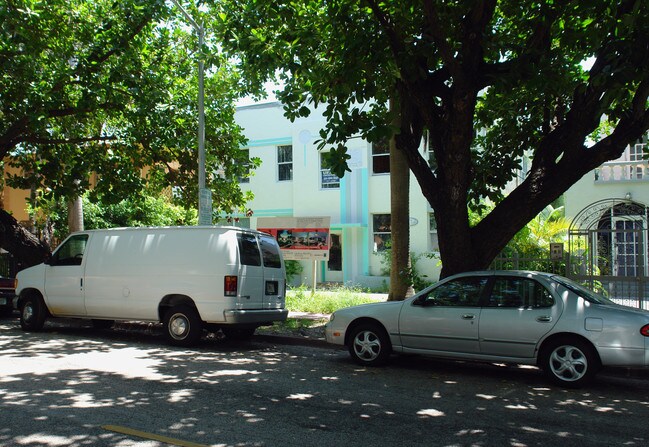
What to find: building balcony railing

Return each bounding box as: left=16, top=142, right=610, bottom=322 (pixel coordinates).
left=594, top=161, right=649, bottom=183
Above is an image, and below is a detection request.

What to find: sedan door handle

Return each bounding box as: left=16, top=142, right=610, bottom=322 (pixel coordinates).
left=536, top=316, right=552, bottom=323
left=461, top=314, right=475, bottom=320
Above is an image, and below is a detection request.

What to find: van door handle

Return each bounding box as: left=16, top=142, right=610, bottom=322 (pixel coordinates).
left=241, top=295, right=250, bottom=300
left=80, top=278, right=83, bottom=289
left=536, top=316, right=552, bottom=323
left=461, top=314, right=475, bottom=320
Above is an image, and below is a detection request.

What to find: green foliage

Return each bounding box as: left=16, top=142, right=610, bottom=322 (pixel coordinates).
left=284, top=260, right=304, bottom=283
left=286, top=285, right=379, bottom=314
left=1, top=0, right=253, bottom=216
left=379, top=251, right=436, bottom=292
left=215, top=0, right=649, bottom=276
left=33, top=192, right=197, bottom=242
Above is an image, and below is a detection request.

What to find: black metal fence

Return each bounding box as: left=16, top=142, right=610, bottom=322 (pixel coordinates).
left=490, top=253, right=648, bottom=310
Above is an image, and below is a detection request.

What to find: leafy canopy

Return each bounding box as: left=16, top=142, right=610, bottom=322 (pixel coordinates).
left=1, top=0, right=256, bottom=215
left=215, top=0, right=649, bottom=275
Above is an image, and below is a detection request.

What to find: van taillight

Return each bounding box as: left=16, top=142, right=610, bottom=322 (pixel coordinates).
left=641, top=324, right=649, bottom=337
left=224, top=276, right=238, bottom=297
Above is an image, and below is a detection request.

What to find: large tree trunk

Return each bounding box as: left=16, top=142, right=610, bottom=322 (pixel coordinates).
left=0, top=209, right=51, bottom=269
left=68, top=196, right=84, bottom=232
left=388, top=97, right=412, bottom=301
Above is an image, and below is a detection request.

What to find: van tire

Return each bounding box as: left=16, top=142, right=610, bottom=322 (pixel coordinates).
left=19, top=294, right=47, bottom=332
left=163, top=305, right=203, bottom=346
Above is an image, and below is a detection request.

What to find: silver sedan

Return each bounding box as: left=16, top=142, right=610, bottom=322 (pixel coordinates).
left=325, top=271, right=649, bottom=387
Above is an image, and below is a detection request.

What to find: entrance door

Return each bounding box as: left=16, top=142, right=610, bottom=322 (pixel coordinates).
left=613, top=220, right=646, bottom=277
left=44, top=233, right=89, bottom=316
left=326, top=232, right=343, bottom=283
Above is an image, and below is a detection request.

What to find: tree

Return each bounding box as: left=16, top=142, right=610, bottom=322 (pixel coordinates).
left=388, top=97, right=413, bottom=300
left=1, top=0, right=255, bottom=266
left=215, top=0, right=649, bottom=278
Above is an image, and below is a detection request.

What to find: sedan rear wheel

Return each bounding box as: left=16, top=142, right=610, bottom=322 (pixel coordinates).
left=348, top=322, right=391, bottom=366
left=540, top=338, right=599, bottom=388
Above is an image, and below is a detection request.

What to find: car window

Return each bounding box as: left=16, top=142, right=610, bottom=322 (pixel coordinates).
left=487, top=277, right=554, bottom=308
left=51, top=234, right=88, bottom=266
left=237, top=233, right=261, bottom=266
left=552, top=276, right=614, bottom=305
left=259, top=234, right=282, bottom=268
left=420, top=277, right=488, bottom=307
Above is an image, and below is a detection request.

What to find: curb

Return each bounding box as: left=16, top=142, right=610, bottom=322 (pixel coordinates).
left=254, top=333, right=337, bottom=349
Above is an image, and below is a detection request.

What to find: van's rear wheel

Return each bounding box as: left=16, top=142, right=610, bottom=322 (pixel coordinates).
left=19, top=294, right=47, bottom=332
left=163, top=306, right=203, bottom=346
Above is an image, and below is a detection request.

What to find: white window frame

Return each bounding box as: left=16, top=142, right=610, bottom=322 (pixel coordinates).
left=372, top=214, right=391, bottom=252
left=371, top=139, right=390, bottom=175
left=238, top=148, right=250, bottom=184
left=320, top=152, right=340, bottom=189
left=429, top=212, right=439, bottom=252
left=277, top=145, right=293, bottom=181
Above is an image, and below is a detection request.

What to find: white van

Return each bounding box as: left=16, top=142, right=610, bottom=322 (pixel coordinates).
left=15, top=226, right=288, bottom=346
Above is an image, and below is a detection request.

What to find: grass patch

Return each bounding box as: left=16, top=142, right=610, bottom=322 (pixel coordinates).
left=286, top=285, right=383, bottom=314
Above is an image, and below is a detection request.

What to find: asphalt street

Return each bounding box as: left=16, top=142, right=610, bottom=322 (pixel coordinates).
left=1, top=316, right=648, bottom=447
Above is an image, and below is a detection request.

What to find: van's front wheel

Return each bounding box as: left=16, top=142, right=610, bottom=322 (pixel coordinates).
left=19, top=293, right=47, bottom=332
left=163, top=306, right=203, bottom=346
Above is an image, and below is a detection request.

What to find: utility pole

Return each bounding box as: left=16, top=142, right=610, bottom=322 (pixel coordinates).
left=170, top=0, right=211, bottom=225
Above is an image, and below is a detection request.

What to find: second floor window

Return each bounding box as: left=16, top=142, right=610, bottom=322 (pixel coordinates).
left=320, top=152, right=340, bottom=189
left=278, top=145, right=293, bottom=181
left=238, top=148, right=250, bottom=183
left=630, top=143, right=645, bottom=162
left=372, top=138, right=390, bottom=174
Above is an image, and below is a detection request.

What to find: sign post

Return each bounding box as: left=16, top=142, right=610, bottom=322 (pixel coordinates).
left=198, top=188, right=212, bottom=225
left=257, top=217, right=331, bottom=293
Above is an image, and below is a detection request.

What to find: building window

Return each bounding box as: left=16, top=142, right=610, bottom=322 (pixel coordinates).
left=320, top=152, right=340, bottom=189
left=630, top=143, right=645, bottom=162
left=372, top=138, right=390, bottom=174
left=278, top=145, right=293, bottom=181
left=425, top=130, right=438, bottom=171
left=238, top=148, right=250, bottom=183
left=373, top=214, right=391, bottom=252
left=429, top=213, right=439, bottom=252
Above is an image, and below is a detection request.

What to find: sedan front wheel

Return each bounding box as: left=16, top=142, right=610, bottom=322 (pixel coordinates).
left=348, top=322, right=391, bottom=366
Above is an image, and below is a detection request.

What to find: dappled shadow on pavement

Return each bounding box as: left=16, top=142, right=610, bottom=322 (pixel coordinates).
left=1, top=315, right=648, bottom=447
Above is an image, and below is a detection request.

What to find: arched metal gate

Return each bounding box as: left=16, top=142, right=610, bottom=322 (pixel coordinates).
left=568, top=198, right=648, bottom=310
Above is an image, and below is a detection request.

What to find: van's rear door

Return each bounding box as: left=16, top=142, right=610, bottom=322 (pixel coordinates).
left=236, top=232, right=264, bottom=309
left=258, top=234, right=286, bottom=310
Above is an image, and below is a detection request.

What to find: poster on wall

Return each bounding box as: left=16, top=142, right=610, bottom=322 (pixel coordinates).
left=257, top=217, right=330, bottom=261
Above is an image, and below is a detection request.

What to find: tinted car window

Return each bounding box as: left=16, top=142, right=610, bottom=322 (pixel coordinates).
left=260, top=235, right=282, bottom=268
left=237, top=233, right=261, bottom=266
left=487, top=277, right=554, bottom=308
left=51, top=234, right=88, bottom=266
left=421, top=277, right=488, bottom=307
left=553, top=276, right=614, bottom=305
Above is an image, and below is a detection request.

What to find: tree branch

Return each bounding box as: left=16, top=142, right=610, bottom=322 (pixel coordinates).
left=22, top=135, right=118, bottom=146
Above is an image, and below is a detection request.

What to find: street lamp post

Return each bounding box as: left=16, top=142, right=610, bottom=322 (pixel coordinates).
left=170, top=0, right=211, bottom=225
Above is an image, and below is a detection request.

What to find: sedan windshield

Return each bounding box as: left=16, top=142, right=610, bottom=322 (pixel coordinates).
left=552, top=276, right=615, bottom=305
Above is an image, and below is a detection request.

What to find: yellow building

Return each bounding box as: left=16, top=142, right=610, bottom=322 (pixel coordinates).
left=1, top=163, right=31, bottom=224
